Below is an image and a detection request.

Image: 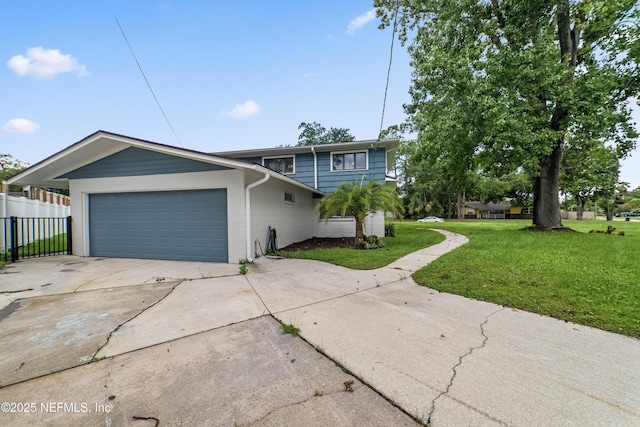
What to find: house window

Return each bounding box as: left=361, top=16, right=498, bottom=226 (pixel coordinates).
left=332, top=151, right=367, bottom=171
left=263, top=156, right=294, bottom=174
left=284, top=192, right=295, bottom=204
left=522, top=207, right=533, bottom=214
left=329, top=212, right=353, bottom=220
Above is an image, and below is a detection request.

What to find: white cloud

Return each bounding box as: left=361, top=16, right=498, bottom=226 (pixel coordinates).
left=346, top=9, right=376, bottom=35
left=222, top=100, right=261, bottom=119
left=3, top=118, right=40, bottom=134
left=7, top=47, right=88, bottom=79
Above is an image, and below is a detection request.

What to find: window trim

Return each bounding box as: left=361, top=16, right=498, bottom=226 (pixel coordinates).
left=330, top=150, right=368, bottom=172
left=262, top=155, right=295, bottom=175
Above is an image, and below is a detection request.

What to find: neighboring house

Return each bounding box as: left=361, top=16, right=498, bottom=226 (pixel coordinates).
left=464, top=201, right=533, bottom=219
left=7, top=131, right=399, bottom=263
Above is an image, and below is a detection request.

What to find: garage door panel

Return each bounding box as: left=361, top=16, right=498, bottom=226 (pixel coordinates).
left=89, top=189, right=228, bottom=262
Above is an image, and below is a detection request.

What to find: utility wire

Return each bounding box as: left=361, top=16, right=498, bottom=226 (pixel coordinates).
left=379, top=0, right=399, bottom=139
left=114, top=16, right=183, bottom=147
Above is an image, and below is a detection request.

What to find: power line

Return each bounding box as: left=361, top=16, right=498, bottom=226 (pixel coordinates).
left=114, top=16, right=183, bottom=147
left=379, top=0, right=399, bottom=139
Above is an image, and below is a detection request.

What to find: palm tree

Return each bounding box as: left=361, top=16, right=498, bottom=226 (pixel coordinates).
left=317, top=178, right=403, bottom=244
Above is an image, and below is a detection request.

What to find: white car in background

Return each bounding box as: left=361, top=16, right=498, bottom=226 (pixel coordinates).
left=417, top=216, right=444, bottom=223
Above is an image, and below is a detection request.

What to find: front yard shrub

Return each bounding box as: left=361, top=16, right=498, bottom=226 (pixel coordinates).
left=357, top=235, right=385, bottom=250
left=384, top=222, right=396, bottom=237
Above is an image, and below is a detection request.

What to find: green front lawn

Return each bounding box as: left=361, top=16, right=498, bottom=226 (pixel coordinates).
left=279, top=222, right=445, bottom=269
left=414, top=220, right=639, bottom=338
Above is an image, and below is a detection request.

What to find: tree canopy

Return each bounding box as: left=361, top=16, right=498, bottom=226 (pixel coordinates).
left=0, top=154, right=28, bottom=192
left=376, top=0, right=639, bottom=230
left=297, top=122, right=356, bottom=146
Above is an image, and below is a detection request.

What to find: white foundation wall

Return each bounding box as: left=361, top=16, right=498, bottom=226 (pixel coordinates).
left=312, top=209, right=385, bottom=239
left=249, top=179, right=316, bottom=257
left=68, top=170, right=247, bottom=262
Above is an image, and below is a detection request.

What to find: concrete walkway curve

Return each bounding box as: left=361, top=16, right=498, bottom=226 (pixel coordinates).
left=248, top=229, right=640, bottom=426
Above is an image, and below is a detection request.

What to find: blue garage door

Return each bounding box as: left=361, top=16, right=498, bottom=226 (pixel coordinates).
left=89, top=189, right=228, bottom=262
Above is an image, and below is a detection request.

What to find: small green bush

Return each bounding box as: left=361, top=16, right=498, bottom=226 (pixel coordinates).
left=384, top=222, right=396, bottom=237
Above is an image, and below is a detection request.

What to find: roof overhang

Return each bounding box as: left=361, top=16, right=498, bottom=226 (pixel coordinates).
left=7, top=130, right=324, bottom=195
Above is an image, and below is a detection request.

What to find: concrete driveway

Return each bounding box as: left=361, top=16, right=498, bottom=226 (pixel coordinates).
left=1, top=230, right=639, bottom=426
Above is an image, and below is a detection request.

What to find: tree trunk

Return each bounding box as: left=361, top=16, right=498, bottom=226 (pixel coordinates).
left=531, top=0, right=575, bottom=231
left=354, top=218, right=365, bottom=244
left=606, top=197, right=613, bottom=221
left=532, top=141, right=564, bottom=229
left=576, top=196, right=585, bottom=220
left=456, top=188, right=463, bottom=220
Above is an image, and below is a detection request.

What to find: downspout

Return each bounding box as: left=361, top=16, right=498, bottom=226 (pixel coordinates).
left=245, top=171, right=270, bottom=262
left=311, top=146, right=318, bottom=189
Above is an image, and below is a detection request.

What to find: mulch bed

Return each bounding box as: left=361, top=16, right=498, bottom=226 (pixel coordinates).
left=278, top=237, right=356, bottom=251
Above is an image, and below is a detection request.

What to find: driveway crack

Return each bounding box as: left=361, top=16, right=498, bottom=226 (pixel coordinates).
left=90, top=281, right=183, bottom=360
left=427, top=306, right=507, bottom=426
left=243, top=275, right=272, bottom=316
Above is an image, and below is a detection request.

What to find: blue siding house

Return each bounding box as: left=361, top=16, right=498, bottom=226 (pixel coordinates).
left=9, top=131, right=399, bottom=263
left=214, top=139, right=398, bottom=193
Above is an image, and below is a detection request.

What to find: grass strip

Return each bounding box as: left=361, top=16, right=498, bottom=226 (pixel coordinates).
left=413, top=220, right=639, bottom=338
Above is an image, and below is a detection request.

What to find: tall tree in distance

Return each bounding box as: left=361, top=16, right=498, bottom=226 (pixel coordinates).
left=376, top=0, right=639, bottom=230
left=560, top=142, right=621, bottom=220
left=297, top=122, right=356, bottom=146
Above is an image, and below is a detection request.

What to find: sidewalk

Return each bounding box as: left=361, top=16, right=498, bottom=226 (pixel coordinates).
left=249, top=230, right=640, bottom=425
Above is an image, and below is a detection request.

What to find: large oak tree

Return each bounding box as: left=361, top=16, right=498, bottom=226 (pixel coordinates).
left=376, top=0, right=639, bottom=229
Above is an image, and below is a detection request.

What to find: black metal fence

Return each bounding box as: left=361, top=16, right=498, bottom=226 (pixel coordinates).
left=1, top=216, right=72, bottom=263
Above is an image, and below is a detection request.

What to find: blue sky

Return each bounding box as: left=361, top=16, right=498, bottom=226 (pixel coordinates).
left=2, top=1, right=639, bottom=189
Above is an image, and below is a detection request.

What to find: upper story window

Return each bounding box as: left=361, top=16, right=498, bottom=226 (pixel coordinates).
left=331, top=151, right=367, bottom=171
left=263, top=156, right=294, bottom=174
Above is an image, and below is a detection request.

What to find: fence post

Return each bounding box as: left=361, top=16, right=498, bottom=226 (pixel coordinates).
left=10, top=216, right=18, bottom=262
left=66, top=216, right=73, bottom=255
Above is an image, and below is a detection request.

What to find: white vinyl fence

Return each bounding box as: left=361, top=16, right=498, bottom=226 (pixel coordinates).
left=1, top=193, right=70, bottom=218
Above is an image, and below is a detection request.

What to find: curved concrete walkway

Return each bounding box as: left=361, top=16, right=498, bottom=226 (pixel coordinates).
left=249, top=229, right=640, bottom=426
